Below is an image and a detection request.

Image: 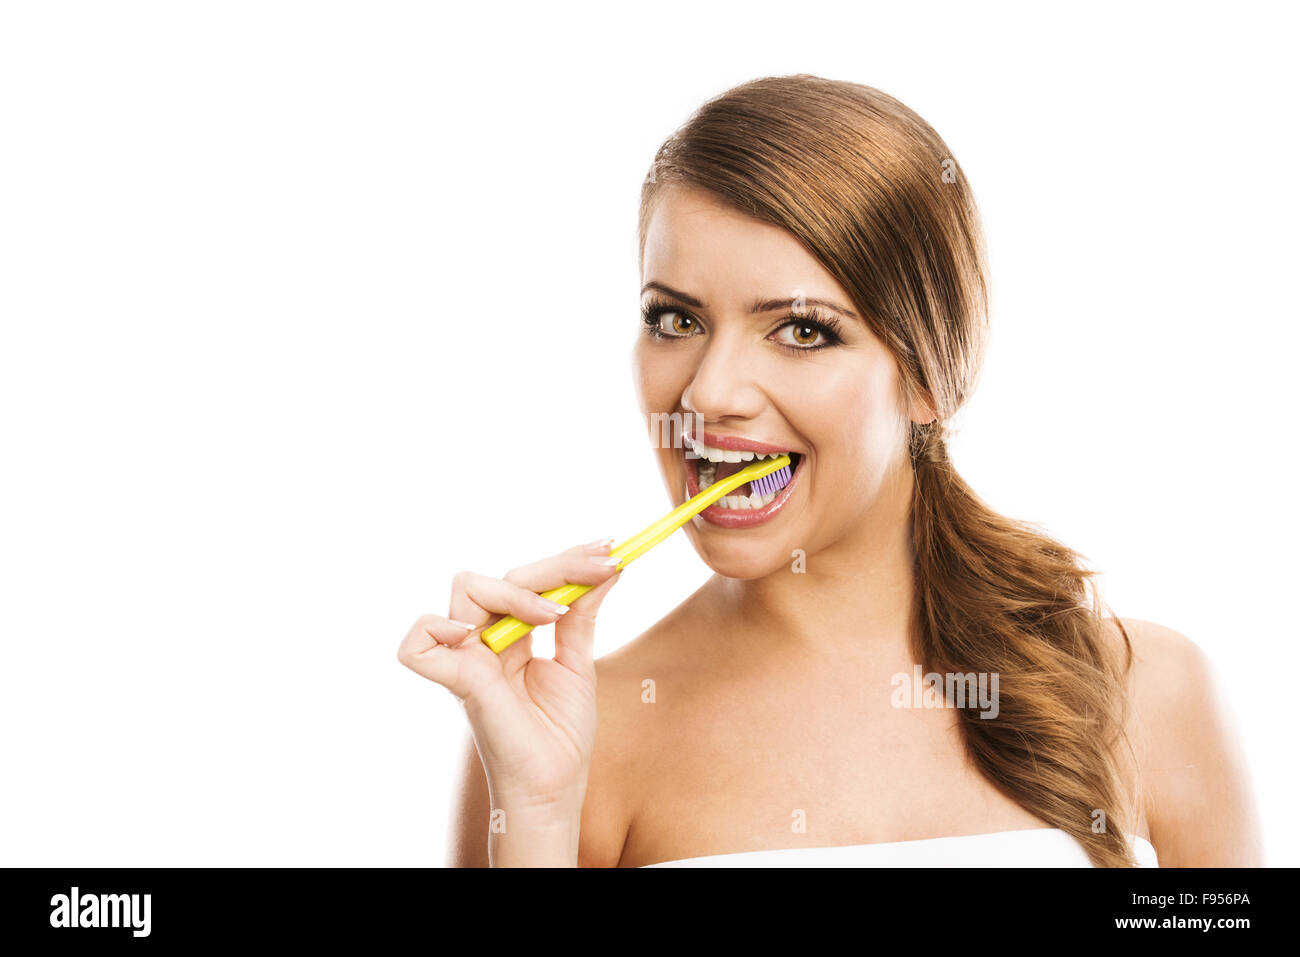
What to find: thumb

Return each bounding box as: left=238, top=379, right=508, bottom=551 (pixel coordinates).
left=553, top=568, right=621, bottom=679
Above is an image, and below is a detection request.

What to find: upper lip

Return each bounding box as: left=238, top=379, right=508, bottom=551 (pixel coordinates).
left=684, top=430, right=800, bottom=455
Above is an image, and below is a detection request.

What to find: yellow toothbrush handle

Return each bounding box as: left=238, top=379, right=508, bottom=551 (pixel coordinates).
left=479, top=454, right=791, bottom=654
left=478, top=582, right=595, bottom=653
left=478, top=536, right=644, bottom=654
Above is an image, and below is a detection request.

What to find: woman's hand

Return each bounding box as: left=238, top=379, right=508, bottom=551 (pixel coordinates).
left=397, top=538, right=622, bottom=862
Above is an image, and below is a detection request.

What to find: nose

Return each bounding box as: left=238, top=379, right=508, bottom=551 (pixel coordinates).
left=680, top=331, right=767, bottom=423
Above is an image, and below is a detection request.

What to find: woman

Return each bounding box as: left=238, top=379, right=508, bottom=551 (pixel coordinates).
left=398, top=74, right=1261, bottom=867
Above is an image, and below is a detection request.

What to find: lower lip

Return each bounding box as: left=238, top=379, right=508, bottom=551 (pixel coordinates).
left=683, top=451, right=803, bottom=529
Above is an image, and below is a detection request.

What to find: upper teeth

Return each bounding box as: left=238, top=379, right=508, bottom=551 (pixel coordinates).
left=685, top=437, right=789, bottom=463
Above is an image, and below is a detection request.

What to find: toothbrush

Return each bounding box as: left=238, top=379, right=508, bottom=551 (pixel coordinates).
left=479, top=454, right=793, bottom=654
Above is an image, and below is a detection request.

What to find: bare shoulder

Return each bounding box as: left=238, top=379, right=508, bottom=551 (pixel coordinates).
left=580, top=594, right=708, bottom=867
left=1109, top=617, right=1210, bottom=693
left=1104, top=616, right=1262, bottom=865
left=1107, top=618, right=1232, bottom=765
left=579, top=619, right=683, bottom=867
left=1108, top=617, right=1217, bottom=738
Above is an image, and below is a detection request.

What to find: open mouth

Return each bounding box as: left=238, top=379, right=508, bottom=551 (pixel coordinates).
left=690, top=449, right=803, bottom=508
left=682, top=434, right=804, bottom=523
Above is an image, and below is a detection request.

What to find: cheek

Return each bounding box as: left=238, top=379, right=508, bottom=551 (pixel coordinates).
left=787, top=366, right=904, bottom=470
left=632, top=341, right=687, bottom=413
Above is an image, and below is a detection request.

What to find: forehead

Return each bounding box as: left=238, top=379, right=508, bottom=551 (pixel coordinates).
left=642, top=186, right=851, bottom=308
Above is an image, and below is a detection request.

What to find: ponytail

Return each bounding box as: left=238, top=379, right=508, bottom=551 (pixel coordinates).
left=909, top=421, right=1139, bottom=866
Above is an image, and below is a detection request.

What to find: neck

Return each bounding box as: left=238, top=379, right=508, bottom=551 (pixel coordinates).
left=710, top=465, right=920, bottom=668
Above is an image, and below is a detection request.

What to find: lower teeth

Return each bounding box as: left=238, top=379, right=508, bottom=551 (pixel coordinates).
left=697, top=463, right=785, bottom=509
left=715, top=490, right=777, bottom=509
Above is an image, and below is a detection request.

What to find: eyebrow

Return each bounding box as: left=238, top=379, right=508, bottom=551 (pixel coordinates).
left=640, top=281, right=860, bottom=320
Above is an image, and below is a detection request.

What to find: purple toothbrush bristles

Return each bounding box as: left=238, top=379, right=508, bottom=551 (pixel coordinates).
left=750, top=465, right=792, bottom=498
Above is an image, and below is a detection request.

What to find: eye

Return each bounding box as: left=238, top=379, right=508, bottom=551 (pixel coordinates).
left=641, top=303, right=701, bottom=339
left=770, top=318, right=836, bottom=350
left=662, top=312, right=697, bottom=336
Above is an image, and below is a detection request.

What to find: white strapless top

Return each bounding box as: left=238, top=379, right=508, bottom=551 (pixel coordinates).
left=643, top=827, right=1158, bottom=867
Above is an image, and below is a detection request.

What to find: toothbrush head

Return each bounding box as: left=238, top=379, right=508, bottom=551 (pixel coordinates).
left=750, top=465, right=792, bottom=498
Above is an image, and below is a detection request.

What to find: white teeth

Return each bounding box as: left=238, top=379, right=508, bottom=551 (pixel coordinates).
left=697, top=460, right=717, bottom=491
left=689, top=438, right=793, bottom=508
left=687, top=438, right=792, bottom=464
left=713, top=491, right=776, bottom=510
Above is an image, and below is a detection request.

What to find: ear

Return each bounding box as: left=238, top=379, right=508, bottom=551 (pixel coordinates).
left=909, top=386, right=938, bottom=426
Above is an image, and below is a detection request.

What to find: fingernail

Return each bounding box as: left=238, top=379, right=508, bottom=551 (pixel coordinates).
left=538, top=597, right=570, bottom=615
left=587, top=555, right=620, bottom=566
left=584, top=537, right=615, bottom=552
left=448, top=619, right=477, bottom=630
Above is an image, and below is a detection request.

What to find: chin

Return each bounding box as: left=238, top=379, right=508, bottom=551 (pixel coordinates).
left=686, top=529, right=796, bottom=581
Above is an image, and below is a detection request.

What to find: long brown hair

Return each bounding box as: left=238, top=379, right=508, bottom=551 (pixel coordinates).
left=638, top=74, right=1140, bottom=866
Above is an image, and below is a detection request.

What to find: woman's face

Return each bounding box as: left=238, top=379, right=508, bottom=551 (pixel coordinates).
left=633, top=185, right=924, bottom=579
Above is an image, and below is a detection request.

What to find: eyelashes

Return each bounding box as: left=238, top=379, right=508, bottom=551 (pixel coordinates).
left=640, top=297, right=846, bottom=353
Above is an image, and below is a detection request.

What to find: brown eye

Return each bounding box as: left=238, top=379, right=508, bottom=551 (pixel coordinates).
left=668, top=313, right=695, bottom=335
left=791, top=322, right=819, bottom=345
left=772, top=320, right=828, bottom=349
left=641, top=303, right=704, bottom=341
left=649, top=310, right=696, bottom=336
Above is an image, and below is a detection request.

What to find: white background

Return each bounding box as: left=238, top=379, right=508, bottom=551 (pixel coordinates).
left=2, top=1, right=1295, bottom=866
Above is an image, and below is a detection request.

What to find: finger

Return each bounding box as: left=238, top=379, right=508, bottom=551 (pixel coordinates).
left=448, top=569, right=572, bottom=631
left=396, top=614, right=470, bottom=662
left=422, top=613, right=481, bottom=647
left=397, top=614, right=501, bottom=699
left=498, top=630, right=534, bottom=691
left=501, top=539, right=621, bottom=594
left=553, top=568, right=622, bottom=680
